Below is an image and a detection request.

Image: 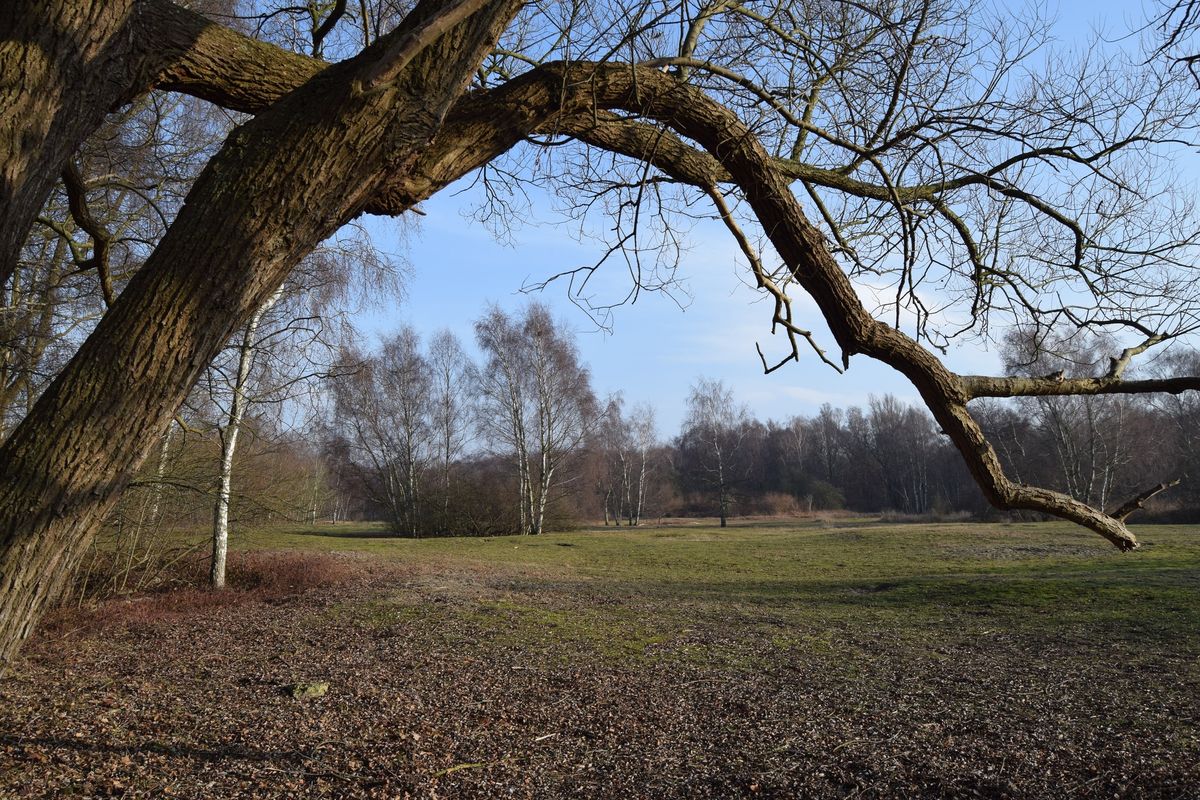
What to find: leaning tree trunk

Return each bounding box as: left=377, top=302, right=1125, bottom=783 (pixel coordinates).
left=0, top=0, right=140, bottom=288
left=0, top=0, right=522, bottom=667
left=0, top=0, right=295, bottom=287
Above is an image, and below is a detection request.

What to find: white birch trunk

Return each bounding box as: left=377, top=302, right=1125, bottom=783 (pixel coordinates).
left=211, top=288, right=280, bottom=589
left=148, top=423, right=174, bottom=526
left=634, top=444, right=648, bottom=526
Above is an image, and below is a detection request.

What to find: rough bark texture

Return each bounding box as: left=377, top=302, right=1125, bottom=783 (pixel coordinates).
left=0, top=0, right=266, bottom=289
left=961, top=374, right=1200, bottom=398
left=0, top=0, right=523, bottom=667
left=144, top=0, right=324, bottom=112
left=1108, top=480, right=1182, bottom=522
left=0, top=0, right=139, bottom=288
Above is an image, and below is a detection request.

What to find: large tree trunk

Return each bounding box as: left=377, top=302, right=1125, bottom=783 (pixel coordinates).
left=0, top=0, right=521, bottom=667
left=0, top=0, right=285, bottom=287
left=0, top=0, right=138, bottom=288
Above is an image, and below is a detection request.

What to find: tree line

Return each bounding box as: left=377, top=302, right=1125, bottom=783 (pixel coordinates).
left=115, top=309, right=1199, bottom=558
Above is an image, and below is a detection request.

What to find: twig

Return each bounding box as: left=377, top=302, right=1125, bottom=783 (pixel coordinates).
left=431, top=759, right=505, bottom=777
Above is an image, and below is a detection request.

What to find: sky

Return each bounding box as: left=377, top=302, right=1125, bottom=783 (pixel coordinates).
left=356, top=0, right=1173, bottom=436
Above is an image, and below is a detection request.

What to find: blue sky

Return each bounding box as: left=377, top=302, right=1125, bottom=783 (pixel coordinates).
left=358, top=0, right=1174, bottom=436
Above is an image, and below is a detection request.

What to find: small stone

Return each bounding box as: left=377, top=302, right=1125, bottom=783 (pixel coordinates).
left=284, top=681, right=328, bottom=699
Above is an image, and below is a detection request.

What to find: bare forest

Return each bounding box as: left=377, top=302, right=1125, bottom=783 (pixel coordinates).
left=115, top=317, right=1200, bottom=545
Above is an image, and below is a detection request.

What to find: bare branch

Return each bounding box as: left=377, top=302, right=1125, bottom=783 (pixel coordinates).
left=703, top=185, right=841, bottom=374
left=60, top=161, right=115, bottom=308
left=1107, top=480, right=1182, bottom=522
left=312, top=0, right=349, bottom=57
left=359, top=0, right=497, bottom=90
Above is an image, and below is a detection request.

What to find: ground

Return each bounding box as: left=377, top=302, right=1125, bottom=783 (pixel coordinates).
left=2, top=520, right=1199, bottom=798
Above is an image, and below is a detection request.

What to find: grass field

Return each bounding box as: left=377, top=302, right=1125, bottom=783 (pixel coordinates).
left=244, top=518, right=1200, bottom=648
left=3, top=520, right=1199, bottom=797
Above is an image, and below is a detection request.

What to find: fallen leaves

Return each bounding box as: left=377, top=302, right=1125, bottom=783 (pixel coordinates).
left=1, top=552, right=1197, bottom=798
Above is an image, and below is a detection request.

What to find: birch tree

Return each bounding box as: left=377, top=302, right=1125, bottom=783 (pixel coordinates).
left=208, top=287, right=282, bottom=588
left=427, top=329, right=473, bottom=532
left=330, top=328, right=432, bottom=536
left=476, top=304, right=597, bottom=535
left=627, top=402, right=658, bottom=526
left=474, top=306, right=534, bottom=534
left=680, top=378, right=751, bottom=527
left=596, top=396, right=632, bottom=526
left=595, top=398, right=657, bottom=526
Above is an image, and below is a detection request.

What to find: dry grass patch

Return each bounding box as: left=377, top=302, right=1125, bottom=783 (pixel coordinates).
left=38, top=551, right=363, bottom=641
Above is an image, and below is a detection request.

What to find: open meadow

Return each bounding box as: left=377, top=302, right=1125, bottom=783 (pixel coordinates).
left=2, top=520, right=1198, bottom=798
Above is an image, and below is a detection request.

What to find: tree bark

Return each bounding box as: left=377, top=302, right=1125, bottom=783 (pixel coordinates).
left=0, top=0, right=522, bottom=667
left=1108, top=480, right=1181, bottom=522
left=147, top=423, right=175, bottom=527
left=1, top=0, right=138, bottom=288
left=634, top=446, right=647, bottom=527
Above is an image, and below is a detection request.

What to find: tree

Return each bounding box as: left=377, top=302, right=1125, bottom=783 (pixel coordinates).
left=679, top=378, right=752, bottom=527
left=627, top=402, right=658, bottom=526
left=6, top=0, right=1200, bottom=665
left=208, top=287, right=283, bottom=588
left=329, top=328, right=433, bottom=536
left=474, top=306, right=535, bottom=534
left=196, top=227, right=394, bottom=583
left=594, top=396, right=631, bottom=526
left=427, top=329, right=474, bottom=533
left=475, top=304, right=598, bottom=535
left=591, top=397, right=659, bottom=525
left=2, top=88, right=218, bottom=435
left=866, top=395, right=937, bottom=515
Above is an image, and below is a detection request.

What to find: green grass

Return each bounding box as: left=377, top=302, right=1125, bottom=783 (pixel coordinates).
left=238, top=519, right=1200, bottom=663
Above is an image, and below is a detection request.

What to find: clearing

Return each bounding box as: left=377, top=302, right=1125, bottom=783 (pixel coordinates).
left=2, top=520, right=1199, bottom=798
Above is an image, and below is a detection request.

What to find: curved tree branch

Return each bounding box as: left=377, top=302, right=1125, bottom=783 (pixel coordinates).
left=8, top=7, right=1190, bottom=567
left=454, top=62, right=1157, bottom=549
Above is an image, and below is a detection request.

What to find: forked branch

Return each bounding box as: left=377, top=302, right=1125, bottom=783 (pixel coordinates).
left=1108, top=480, right=1182, bottom=523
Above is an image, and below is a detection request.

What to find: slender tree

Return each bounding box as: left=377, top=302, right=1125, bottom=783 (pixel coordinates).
left=474, top=306, right=534, bottom=534
left=595, top=396, right=632, bottom=526
left=209, top=287, right=282, bottom=588
left=427, top=329, right=473, bottom=532
left=680, top=378, right=751, bottom=527
left=330, top=328, right=433, bottom=536
left=627, top=402, right=658, bottom=526
left=476, top=304, right=597, bottom=535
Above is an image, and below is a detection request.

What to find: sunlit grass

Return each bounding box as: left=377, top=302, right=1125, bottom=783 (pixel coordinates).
left=239, top=519, right=1200, bottom=656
